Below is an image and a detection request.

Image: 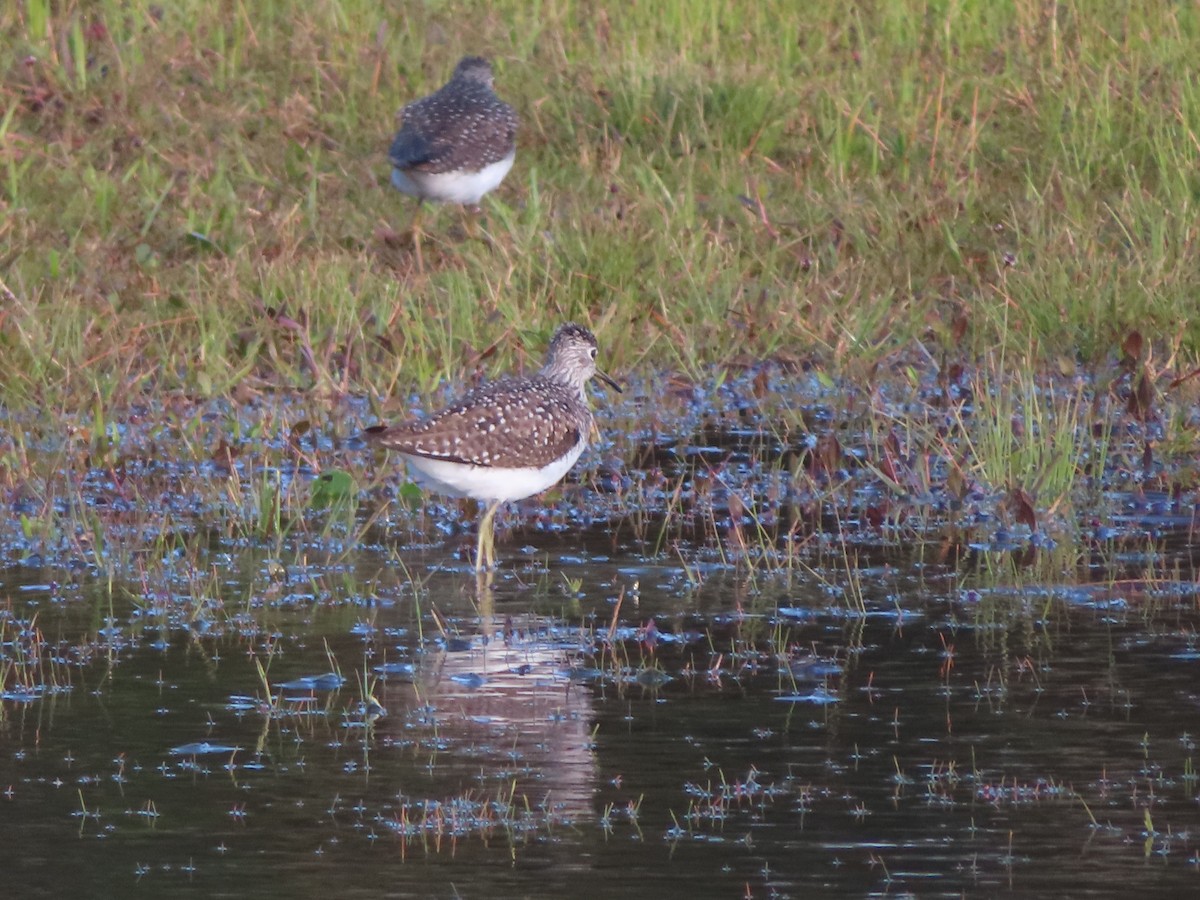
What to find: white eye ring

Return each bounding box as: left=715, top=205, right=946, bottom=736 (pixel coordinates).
left=589, top=347, right=598, bottom=359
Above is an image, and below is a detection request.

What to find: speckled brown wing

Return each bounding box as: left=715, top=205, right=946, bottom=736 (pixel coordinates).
left=390, top=85, right=518, bottom=175
left=367, top=375, right=588, bottom=469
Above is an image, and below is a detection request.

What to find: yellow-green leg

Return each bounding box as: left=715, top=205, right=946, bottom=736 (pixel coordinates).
left=462, top=204, right=482, bottom=244
left=475, top=500, right=501, bottom=571
left=411, top=201, right=425, bottom=274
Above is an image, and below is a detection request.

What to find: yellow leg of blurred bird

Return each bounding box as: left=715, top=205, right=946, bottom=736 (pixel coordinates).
left=475, top=500, right=501, bottom=571
left=462, top=204, right=483, bottom=245
left=411, top=201, right=425, bottom=274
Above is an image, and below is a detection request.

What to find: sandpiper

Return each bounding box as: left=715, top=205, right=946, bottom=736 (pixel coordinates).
left=365, top=324, right=620, bottom=570
left=389, top=55, right=518, bottom=267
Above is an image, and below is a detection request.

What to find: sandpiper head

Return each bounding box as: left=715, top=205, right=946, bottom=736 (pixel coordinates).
left=542, top=323, right=622, bottom=394
left=451, top=55, right=495, bottom=88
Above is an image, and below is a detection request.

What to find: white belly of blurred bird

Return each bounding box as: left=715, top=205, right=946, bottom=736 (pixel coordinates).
left=391, top=151, right=516, bottom=205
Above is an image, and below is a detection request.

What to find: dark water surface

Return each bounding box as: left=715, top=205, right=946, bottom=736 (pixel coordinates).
left=3, top=379, right=1200, bottom=897
left=4, top=540, right=1199, bottom=898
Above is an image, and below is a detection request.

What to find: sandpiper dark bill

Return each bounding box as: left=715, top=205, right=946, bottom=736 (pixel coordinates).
left=365, top=324, right=621, bottom=571
left=388, top=55, right=518, bottom=269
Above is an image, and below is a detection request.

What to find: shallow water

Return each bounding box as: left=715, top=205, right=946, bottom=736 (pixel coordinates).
left=3, top=376, right=1200, bottom=896
left=5, top=539, right=1200, bottom=897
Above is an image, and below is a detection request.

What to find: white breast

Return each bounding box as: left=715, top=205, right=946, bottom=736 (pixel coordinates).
left=391, top=151, right=516, bottom=205
left=399, top=439, right=586, bottom=503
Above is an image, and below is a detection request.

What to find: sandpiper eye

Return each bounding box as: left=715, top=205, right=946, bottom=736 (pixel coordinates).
left=589, top=347, right=597, bottom=359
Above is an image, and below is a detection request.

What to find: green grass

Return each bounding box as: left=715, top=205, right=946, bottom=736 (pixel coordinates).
left=2, top=0, right=1199, bottom=412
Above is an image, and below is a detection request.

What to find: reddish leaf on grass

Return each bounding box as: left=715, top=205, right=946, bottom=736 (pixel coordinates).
left=830, top=218, right=845, bottom=249
left=878, top=452, right=900, bottom=485
left=885, top=430, right=901, bottom=455
left=288, top=420, right=311, bottom=454
left=727, top=492, right=745, bottom=527
left=936, top=532, right=972, bottom=566
left=865, top=504, right=888, bottom=529
left=1013, top=546, right=1039, bottom=569
left=878, top=430, right=904, bottom=485
left=1127, top=365, right=1156, bottom=420
left=1121, top=330, right=1144, bottom=365
left=374, top=225, right=403, bottom=248
left=23, top=85, right=56, bottom=113
left=212, top=438, right=238, bottom=469
left=753, top=367, right=770, bottom=399
left=809, top=433, right=842, bottom=476
left=1009, top=487, right=1037, bottom=532
left=468, top=331, right=507, bottom=368
left=727, top=492, right=747, bottom=552
left=947, top=463, right=966, bottom=501
left=665, top=372, right=696, bottom=400
left=949, top=307, right=969, bottom=345
left=274, top=312, right=303, bottom=332
left=1168, top=366, right=1200, bottom=390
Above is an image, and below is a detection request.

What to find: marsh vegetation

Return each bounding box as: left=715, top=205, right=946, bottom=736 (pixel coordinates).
left=3, top=1, right=1200, bottom=896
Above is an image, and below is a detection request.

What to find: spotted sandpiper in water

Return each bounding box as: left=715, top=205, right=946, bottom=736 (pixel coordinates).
left=389, top=55, right=518, bottom=269
left=365, top=324, right=621, bottom=570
